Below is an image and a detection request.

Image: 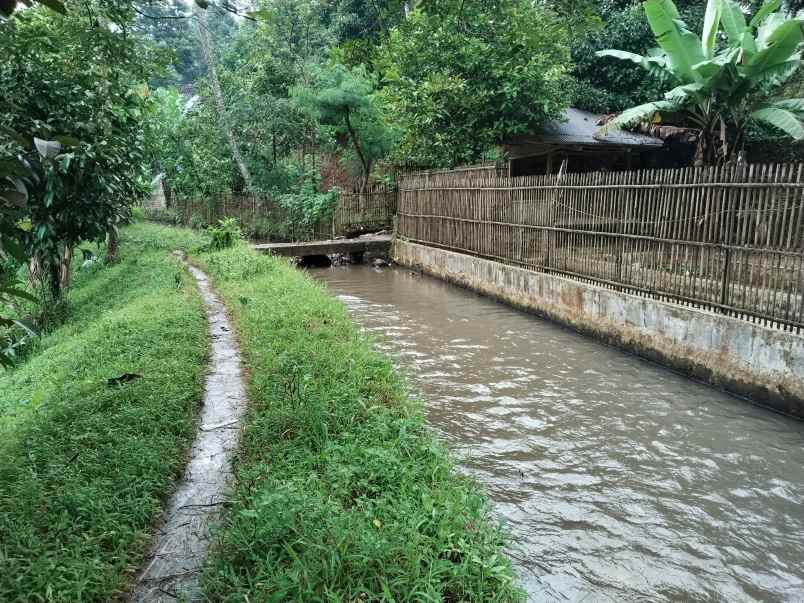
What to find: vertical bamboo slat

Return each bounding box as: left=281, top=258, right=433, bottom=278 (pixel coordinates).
left=395, top=163, right=804, bottom=331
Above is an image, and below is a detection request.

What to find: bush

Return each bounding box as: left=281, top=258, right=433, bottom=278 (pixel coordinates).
left=207, top=218, right=242, bottom=251
left=0, top=257, right=37, bottom=366
left=189, top=212, right=207, bottom=230
left=277, top=176, right=338, bottom=241
left=245, top=216, right=290, bottom=242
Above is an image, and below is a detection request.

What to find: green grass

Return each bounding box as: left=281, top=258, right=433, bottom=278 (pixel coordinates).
left=0, top=223, right=209, bottom=602
left=194, top=244, right=524, bottom=602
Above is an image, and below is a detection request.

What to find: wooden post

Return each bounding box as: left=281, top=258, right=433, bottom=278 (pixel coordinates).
left=545, top=159, right=568, bottom=270
left=720, top=246, right=731, bottom=306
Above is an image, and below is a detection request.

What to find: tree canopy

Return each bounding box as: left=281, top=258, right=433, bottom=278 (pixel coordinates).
left=1, top=3, right=156, bottom=297
left=378, top=0, right=573, bottom=167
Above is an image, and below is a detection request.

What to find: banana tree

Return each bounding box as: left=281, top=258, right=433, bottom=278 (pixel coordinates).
left=596, top=0, right=804, bottom=165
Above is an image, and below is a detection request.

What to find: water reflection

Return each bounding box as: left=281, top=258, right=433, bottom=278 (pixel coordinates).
left=316, top=264, right=804, bottom=602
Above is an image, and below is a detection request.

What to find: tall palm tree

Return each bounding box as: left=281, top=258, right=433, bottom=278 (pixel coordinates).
left=597, top=0, right=804, bottom=165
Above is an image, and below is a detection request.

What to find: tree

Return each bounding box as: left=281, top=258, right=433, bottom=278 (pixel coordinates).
left=195, top=3, right=253, bottom=190
left=378, top=0, right=573, bottom=167
left=1, top=6, right=154, bottom=298
left=132, top=0, right=206, bottom=88
left=329, top=0, right=408, bottom=68
left=215, top=0, right=327, bottom=189
left=144, top=87, right=236, bottom=199
left=292, top=64, right=395, bottom=189
left=572, top=0, right=706, bottom=113
left=598, top=0, right=804, bottom=165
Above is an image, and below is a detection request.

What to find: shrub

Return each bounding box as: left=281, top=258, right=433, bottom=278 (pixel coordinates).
left=189, top=212, right=207, bottom=230
left=278, top=176, right=338, bottom=241
left=208, top=218, right=242, bottom=251
left=246, top=217, right=289, bottom=242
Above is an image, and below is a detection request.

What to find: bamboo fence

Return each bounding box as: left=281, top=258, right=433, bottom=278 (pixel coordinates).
left=397, top=163, right=804, bottom=332
left=316, top=184, right=397, bottom=239
left=167, top=184, right=397, bottom=242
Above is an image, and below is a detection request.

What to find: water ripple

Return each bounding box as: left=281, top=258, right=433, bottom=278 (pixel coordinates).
left=316, top=265, right=804, bottom=602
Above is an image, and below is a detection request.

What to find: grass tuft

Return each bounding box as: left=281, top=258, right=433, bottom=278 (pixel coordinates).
left=194, top=244, right=524, bottom=602
left=0, top=223, right=209, bottom=602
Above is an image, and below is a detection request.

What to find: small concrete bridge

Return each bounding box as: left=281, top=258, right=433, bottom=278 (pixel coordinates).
left=254, top=234, right=392, bottom=262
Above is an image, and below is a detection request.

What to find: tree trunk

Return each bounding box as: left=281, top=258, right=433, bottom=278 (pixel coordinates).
left=195, top=6, right=253, bottom=191
left=344, top=107, right=369, bottom=192
left=29, top=253, right=60, bottom=300
left=695, top=123, right=740, bottom=167
left=105, top=225, right=119, bottom=265
left=28, top=255, right=42, bottom=290
left=60, top=245, right=73, bottom=290
left=49, top=260, right=61, bottom=301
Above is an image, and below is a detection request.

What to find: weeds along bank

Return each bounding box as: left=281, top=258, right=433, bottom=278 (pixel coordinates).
left=193, top=245, right=523, bottom=601
left=0, top=224, right=208, bottom=602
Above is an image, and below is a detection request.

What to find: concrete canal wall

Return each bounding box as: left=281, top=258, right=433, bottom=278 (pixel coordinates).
left=392, top=239, right=804, bottom=418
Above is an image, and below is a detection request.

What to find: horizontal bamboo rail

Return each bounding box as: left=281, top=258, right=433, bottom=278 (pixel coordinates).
left=397, top=163, right=804, bottom=332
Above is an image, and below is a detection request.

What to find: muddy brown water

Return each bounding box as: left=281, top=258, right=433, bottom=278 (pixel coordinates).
left=315, top=264, right=804, bottom=603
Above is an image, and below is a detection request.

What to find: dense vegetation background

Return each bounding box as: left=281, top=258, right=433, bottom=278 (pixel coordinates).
left=3, top=0, right=804, bottom=358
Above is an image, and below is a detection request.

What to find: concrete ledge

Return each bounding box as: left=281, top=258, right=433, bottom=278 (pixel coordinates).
left=393, top=239, right=804, bottom=419
left=255, top=235, right=392, bottom=257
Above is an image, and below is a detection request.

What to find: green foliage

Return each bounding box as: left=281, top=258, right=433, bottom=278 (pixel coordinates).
left=0, top=223, right=208, bottom=601
left=572, top=1, right=706, bottom=113
left=292, top=63, right=396, bottom=186
left=193, top=244, right=523, bottom=601
left=141, top=206, right=183, bottom=226
left=244, top=216, right=289, bottom=241
left=189, top=212, right=207, bottom=230
left=599, top=0, right=804, bottom=164
left=330, top=0, right=407, bottom=66
left=0, top=260, right=38, bottom=368
left=1, top=4, right=157, bottom=298
left=0, top=0, right=65, bottom=18
left=294, top=63, right=374, bottom=121
left=132, top=0, right=206, bottom=88
left=213, top=0, right=334, bottom=189
left=144, top=87, right=234, bottom=200
left=207, top=217, right=242, bottom=251
left=379, top=0, right=573, bottom=167
left=278, top=173, right=339, bottom=241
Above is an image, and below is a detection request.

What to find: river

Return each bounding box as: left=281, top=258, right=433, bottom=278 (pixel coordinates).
left=314, top=264, right=804, bottom=602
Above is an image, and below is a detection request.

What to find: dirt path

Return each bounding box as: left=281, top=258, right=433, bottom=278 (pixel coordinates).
left=129, top=258, right=247, bottom=602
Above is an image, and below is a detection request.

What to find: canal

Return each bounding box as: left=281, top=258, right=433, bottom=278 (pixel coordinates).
left=315, top=264, right=804, bottom=602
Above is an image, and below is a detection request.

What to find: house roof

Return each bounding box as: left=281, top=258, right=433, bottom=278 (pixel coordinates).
left=506, top=107, right=665, bottom=149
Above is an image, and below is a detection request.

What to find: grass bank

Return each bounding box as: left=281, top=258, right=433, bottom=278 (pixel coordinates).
left=0, top=223, right=208, bottom=601
left=193, top=244, right=523, bottom=601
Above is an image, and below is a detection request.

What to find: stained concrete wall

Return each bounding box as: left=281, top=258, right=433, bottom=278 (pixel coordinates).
left=393, top=239, right=804, bottom=418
